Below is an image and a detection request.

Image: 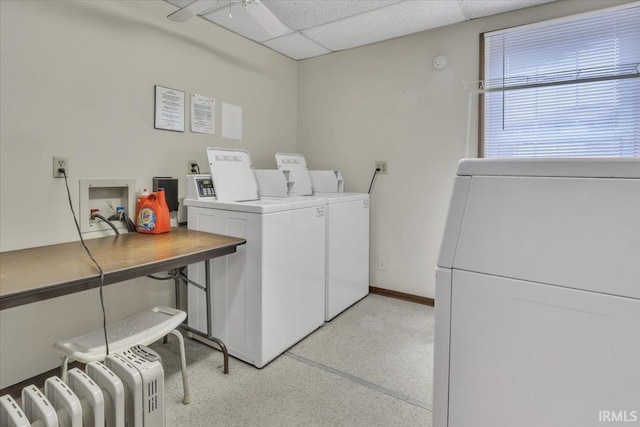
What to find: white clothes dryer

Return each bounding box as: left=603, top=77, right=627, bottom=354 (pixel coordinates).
left=434, top=158, right=640, bottom=427
left=268, top=153, right=370, bottom=321
left=314, top=191, right=369, bottom=320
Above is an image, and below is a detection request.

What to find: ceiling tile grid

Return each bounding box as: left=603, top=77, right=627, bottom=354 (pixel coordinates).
left=203, top=2, right=294, bottom=43
left=263, top=32, right=332, bottom=60
left=164, top=0, right=557, bottom=60
left=302, top=0, right=468, bottom=52
left=459, top=0, right=555, bottom=20
left=261, top=0, right=401, bottom=31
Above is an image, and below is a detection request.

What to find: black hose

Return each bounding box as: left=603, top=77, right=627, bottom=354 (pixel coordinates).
left=121, top=211, right=137, bottom=232
left=93, top=213, right=120, bottom=235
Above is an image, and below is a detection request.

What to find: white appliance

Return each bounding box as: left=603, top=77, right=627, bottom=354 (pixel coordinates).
left=0, top=394, right=30, bottom=427
left=274, top=153, right=314, bottom=196
left=0, top=345, right=164, bottom=427
left=105, top=349, right=164, bottom=427
left=85, top=362, right=125, bottom=427
left=434, top=158, right=640, bottom=427
left=273, top=154, right=370, bottom=321
left=316, top=192, right=370, bottom=320
left=21, top=384, right=59, bottom=427
left=254, top=169, right=295, bottom=197
left=184, top=148, right=326, bottom=368
left=309, top=170, right=344, bottom=193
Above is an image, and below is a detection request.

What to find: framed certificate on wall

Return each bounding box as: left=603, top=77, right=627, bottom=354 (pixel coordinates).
left=154, top=85, right=185, bottom=132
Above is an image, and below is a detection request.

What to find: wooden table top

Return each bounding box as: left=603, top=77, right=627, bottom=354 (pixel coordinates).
left=0, top=228, right=245, bottom=310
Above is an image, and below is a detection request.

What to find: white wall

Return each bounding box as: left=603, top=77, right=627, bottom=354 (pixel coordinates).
left=297, top=0, right=632, bottom=300
left=0, top=0, right=297, bottom=388
left=1, top=0, right=632, bottom=389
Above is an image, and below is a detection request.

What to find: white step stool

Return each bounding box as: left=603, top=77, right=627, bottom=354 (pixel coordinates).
left=54, top=306, right=191, bottom=404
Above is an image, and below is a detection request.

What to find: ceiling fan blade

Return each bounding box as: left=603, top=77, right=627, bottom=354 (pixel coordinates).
left=168, top=0, right=219, bottom=22
left=244, top=0, right=291, bottom=38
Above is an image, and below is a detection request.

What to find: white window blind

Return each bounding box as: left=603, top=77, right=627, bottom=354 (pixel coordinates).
left=482, top=4, right=640, bottom=158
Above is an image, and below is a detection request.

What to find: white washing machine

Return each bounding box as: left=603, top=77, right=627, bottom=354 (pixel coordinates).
left=308, top=170, right=370, bottom=321
left=315, top=191, right=370, bottom=320
left=183, top=148, right=326, bottom=368
left=256, top=154, right=370, bottom=321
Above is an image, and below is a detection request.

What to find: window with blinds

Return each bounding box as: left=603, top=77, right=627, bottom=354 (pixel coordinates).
left=481, top=4, right=640, bottom=158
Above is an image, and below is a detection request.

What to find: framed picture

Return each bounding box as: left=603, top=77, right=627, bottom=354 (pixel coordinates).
left=154, top=85, right=185, bottom=132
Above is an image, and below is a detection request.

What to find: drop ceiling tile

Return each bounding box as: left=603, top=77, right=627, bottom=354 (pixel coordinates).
left=303, top=0, right=467, bottom=52
left=203, top=2, right=294, bottom=43
left=263, top=32, right=332, bottom=60
left=165, top=0, right=198, bottom=8
left=459, top=0, right=555, bottom=20
left=165, top=0, right=227, bottom=14
left=164, top=0, right=560, bottom=60
left=261, top=0, right=401, bottom=31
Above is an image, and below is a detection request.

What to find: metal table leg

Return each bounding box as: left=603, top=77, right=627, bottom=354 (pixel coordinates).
left=173, top=261, right=230, bottom=374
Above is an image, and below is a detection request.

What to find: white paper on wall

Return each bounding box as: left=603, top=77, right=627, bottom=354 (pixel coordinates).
left=190, top=94, right=216, bottom=135
left=221, top=103, right=243, bottom=140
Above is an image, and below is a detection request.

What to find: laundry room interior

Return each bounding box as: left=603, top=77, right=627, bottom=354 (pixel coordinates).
left=1, top=1, right=638, bottom=426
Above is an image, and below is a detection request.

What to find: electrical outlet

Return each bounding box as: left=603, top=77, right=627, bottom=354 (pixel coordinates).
left=53, top=156, right=69, bottom=178
left=378, top=256, right=388, bottom=271
left=375, top=160, right=388, bottom=174
left=188, top=160, right=200, bottom=174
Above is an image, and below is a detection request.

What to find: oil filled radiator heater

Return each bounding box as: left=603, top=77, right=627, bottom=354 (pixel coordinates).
left=0, top=345, right=164, bottom=427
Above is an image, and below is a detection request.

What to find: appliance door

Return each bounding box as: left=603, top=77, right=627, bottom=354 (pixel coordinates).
left=261, top=205, right=326, bottom=365
left=326, top=198, right=370, bottom=320
left=447, top=270, right=640, bottom=427
left=433, top=267, right=453, bottom=427
left=453, top=176, right=640, bottom=299
left=186, top=206, right=260, bottom=364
